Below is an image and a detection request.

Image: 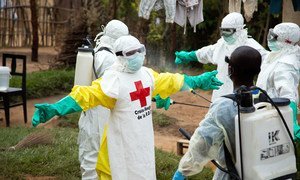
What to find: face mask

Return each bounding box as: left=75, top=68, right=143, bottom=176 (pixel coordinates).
left=267, top=40, right=280, bottom=51
left=223, top=35, right=236, bottom=45
left=126, top=54, right=144, bottom=72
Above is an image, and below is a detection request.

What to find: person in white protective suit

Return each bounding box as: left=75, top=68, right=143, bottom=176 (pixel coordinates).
left=172, top=46, right=262, bottom=180
left=31, top=35, right=223, bottom=180
left=77, top=20, right=129, bottom=180
left=174, top=12, right=267, bottom=102
left=256, top=22, right=300, bottom=141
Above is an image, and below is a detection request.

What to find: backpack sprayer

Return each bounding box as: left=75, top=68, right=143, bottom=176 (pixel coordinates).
left=74, top=36, right=95, bottom=86
left=179, top=86, right=297, bottom=180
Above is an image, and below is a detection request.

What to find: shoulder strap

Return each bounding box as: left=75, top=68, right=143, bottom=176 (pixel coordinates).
left=222, top=94, right=237, bottom=102
left=96, top=47, right=113, bottom=54
left=223, top=141, right=240, bottom=180
left=92, top=47, right=113, bottom=79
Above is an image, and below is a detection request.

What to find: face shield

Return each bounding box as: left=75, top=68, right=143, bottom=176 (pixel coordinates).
left=116, top=44, right=146, bottom=59
left=113, top=35, right=146, bottom=73
left=220, top=28, right=237, bottom=37
left=267, top=29, right=278, bottom=42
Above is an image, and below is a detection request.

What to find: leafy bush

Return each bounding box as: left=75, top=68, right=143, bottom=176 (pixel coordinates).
left=10, top=69, right=75, bottom=99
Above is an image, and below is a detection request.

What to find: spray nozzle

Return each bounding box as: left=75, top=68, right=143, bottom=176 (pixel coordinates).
left=82, top=35, right=94, bottom=48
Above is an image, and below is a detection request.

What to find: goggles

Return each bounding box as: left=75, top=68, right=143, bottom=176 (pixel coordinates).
left=267, top=29, right=278, bottom=42
left=225, top=56, right=230, bottom=64
left=220, top=28, right=236, bottom=37
left=116, top=44, right=146, bottom=58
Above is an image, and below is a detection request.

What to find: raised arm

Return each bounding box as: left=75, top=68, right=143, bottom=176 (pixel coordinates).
left=32, top=79, right=116, bottom=127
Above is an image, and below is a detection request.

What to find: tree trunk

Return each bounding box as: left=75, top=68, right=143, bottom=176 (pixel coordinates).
left=282, top=0, right=300, bottom=25
left=262, top=11, right=270, bottom=48
left=30, top=0, right=38, bottom=62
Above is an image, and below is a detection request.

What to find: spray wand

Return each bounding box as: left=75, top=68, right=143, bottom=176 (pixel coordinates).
left=151, top=98, right=209, bottom=109
left=190, top=89, right=212, bottom=103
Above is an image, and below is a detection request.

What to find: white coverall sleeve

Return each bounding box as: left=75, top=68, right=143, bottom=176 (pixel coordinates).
left=178, top=98, right=237, bottom=177
left=273, top=62, right=299, bottom=103
left=195, top=43, right=218, bottom=65
left=178, top=110, right=224, bottom=176
left=178, top=132, right=214, bottom=176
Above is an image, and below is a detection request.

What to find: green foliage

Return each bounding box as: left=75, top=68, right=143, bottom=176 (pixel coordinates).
left=10, top=69, right=75, bottom=99
left=0, top=127, right=80, bottom=179
left=155, top=148, right=214, bottom=179
left=203, top=64, right=217, bottom=72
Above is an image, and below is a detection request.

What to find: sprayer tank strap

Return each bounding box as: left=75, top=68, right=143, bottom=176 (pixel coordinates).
left=95, top=47, right=113, bottom=54
left=92, top=46, right=114, bottom=79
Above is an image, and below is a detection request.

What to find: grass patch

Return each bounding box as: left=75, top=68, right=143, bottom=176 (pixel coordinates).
left=0, top=127, right=213, bottom=179
left=155, top=148, right=213, bottom=179
left=58, top=112, right=81, bottom=128
left=152, top=110, right=177, bottom=127
left=0, top=127, right=80, bottom=179
left=10, top=69, right=75, bottom=99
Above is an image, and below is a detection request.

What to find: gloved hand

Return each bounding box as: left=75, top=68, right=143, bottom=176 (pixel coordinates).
left=182, top=70, right=223, bottom=91
left=289, top=101, right=300, bottom=141
left=32, top=96, right=82, bottom=127
left=154, top=94, right=171, bottom=110
left=175, top=51, right=198, bottom=64
left=172, top=170, right=185, bottom=180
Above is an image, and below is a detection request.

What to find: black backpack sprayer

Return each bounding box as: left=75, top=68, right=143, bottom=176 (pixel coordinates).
left=179, top=86, right=297, bottom=180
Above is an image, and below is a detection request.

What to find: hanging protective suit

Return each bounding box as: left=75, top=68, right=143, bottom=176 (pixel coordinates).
left=77, top=19, right=129, bottom=180
left=31, top=35, right=223, bottom=180
left=174, top=12, right=267, bottom=102
left=256, top=22, right=300, bottom=141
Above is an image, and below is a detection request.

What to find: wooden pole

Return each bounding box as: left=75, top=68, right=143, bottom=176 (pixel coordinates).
left=30, top=0, right=38, bottom=62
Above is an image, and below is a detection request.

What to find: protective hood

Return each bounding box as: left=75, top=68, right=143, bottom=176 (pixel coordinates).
left=269, top=23, right=300, bottom=54
left=221, top=12, right=245, bottom=29
left=221, top=12, right=247, bottom=46
left=112, top=35, right=145, bottom=73
left=94, top=19, right=129, bottom=49
left=94, top=35, right=115, bottom=52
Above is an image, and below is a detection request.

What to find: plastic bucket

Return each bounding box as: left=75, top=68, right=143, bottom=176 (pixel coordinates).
left=0, top=66, right=11, bottom=91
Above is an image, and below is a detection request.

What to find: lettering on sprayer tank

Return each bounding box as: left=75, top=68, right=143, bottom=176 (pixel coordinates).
left=268, top=130, right=280, bottom=145
left=260, top=143, right=290, bottom=160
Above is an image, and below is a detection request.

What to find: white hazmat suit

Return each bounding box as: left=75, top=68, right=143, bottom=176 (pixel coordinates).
left=256, top=23, right=300, bottom=104
left=256, top=22, right=300, bottom=141
left=195, top=12, right=267, bottom=101
left=77, top=20, right=129, bottom=180
left=175, top=12, right=267, bottom=102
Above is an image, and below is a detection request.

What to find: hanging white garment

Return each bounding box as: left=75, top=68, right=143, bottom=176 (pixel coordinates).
left=138, top=0, right=177, bottom=23
left=174, top=0, right=204, bottom=33
left=243, top=0, right=258, bottom=22
left=100, top=66, right=156, bottom=180
left=228, top=0, right=241, bottom=13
